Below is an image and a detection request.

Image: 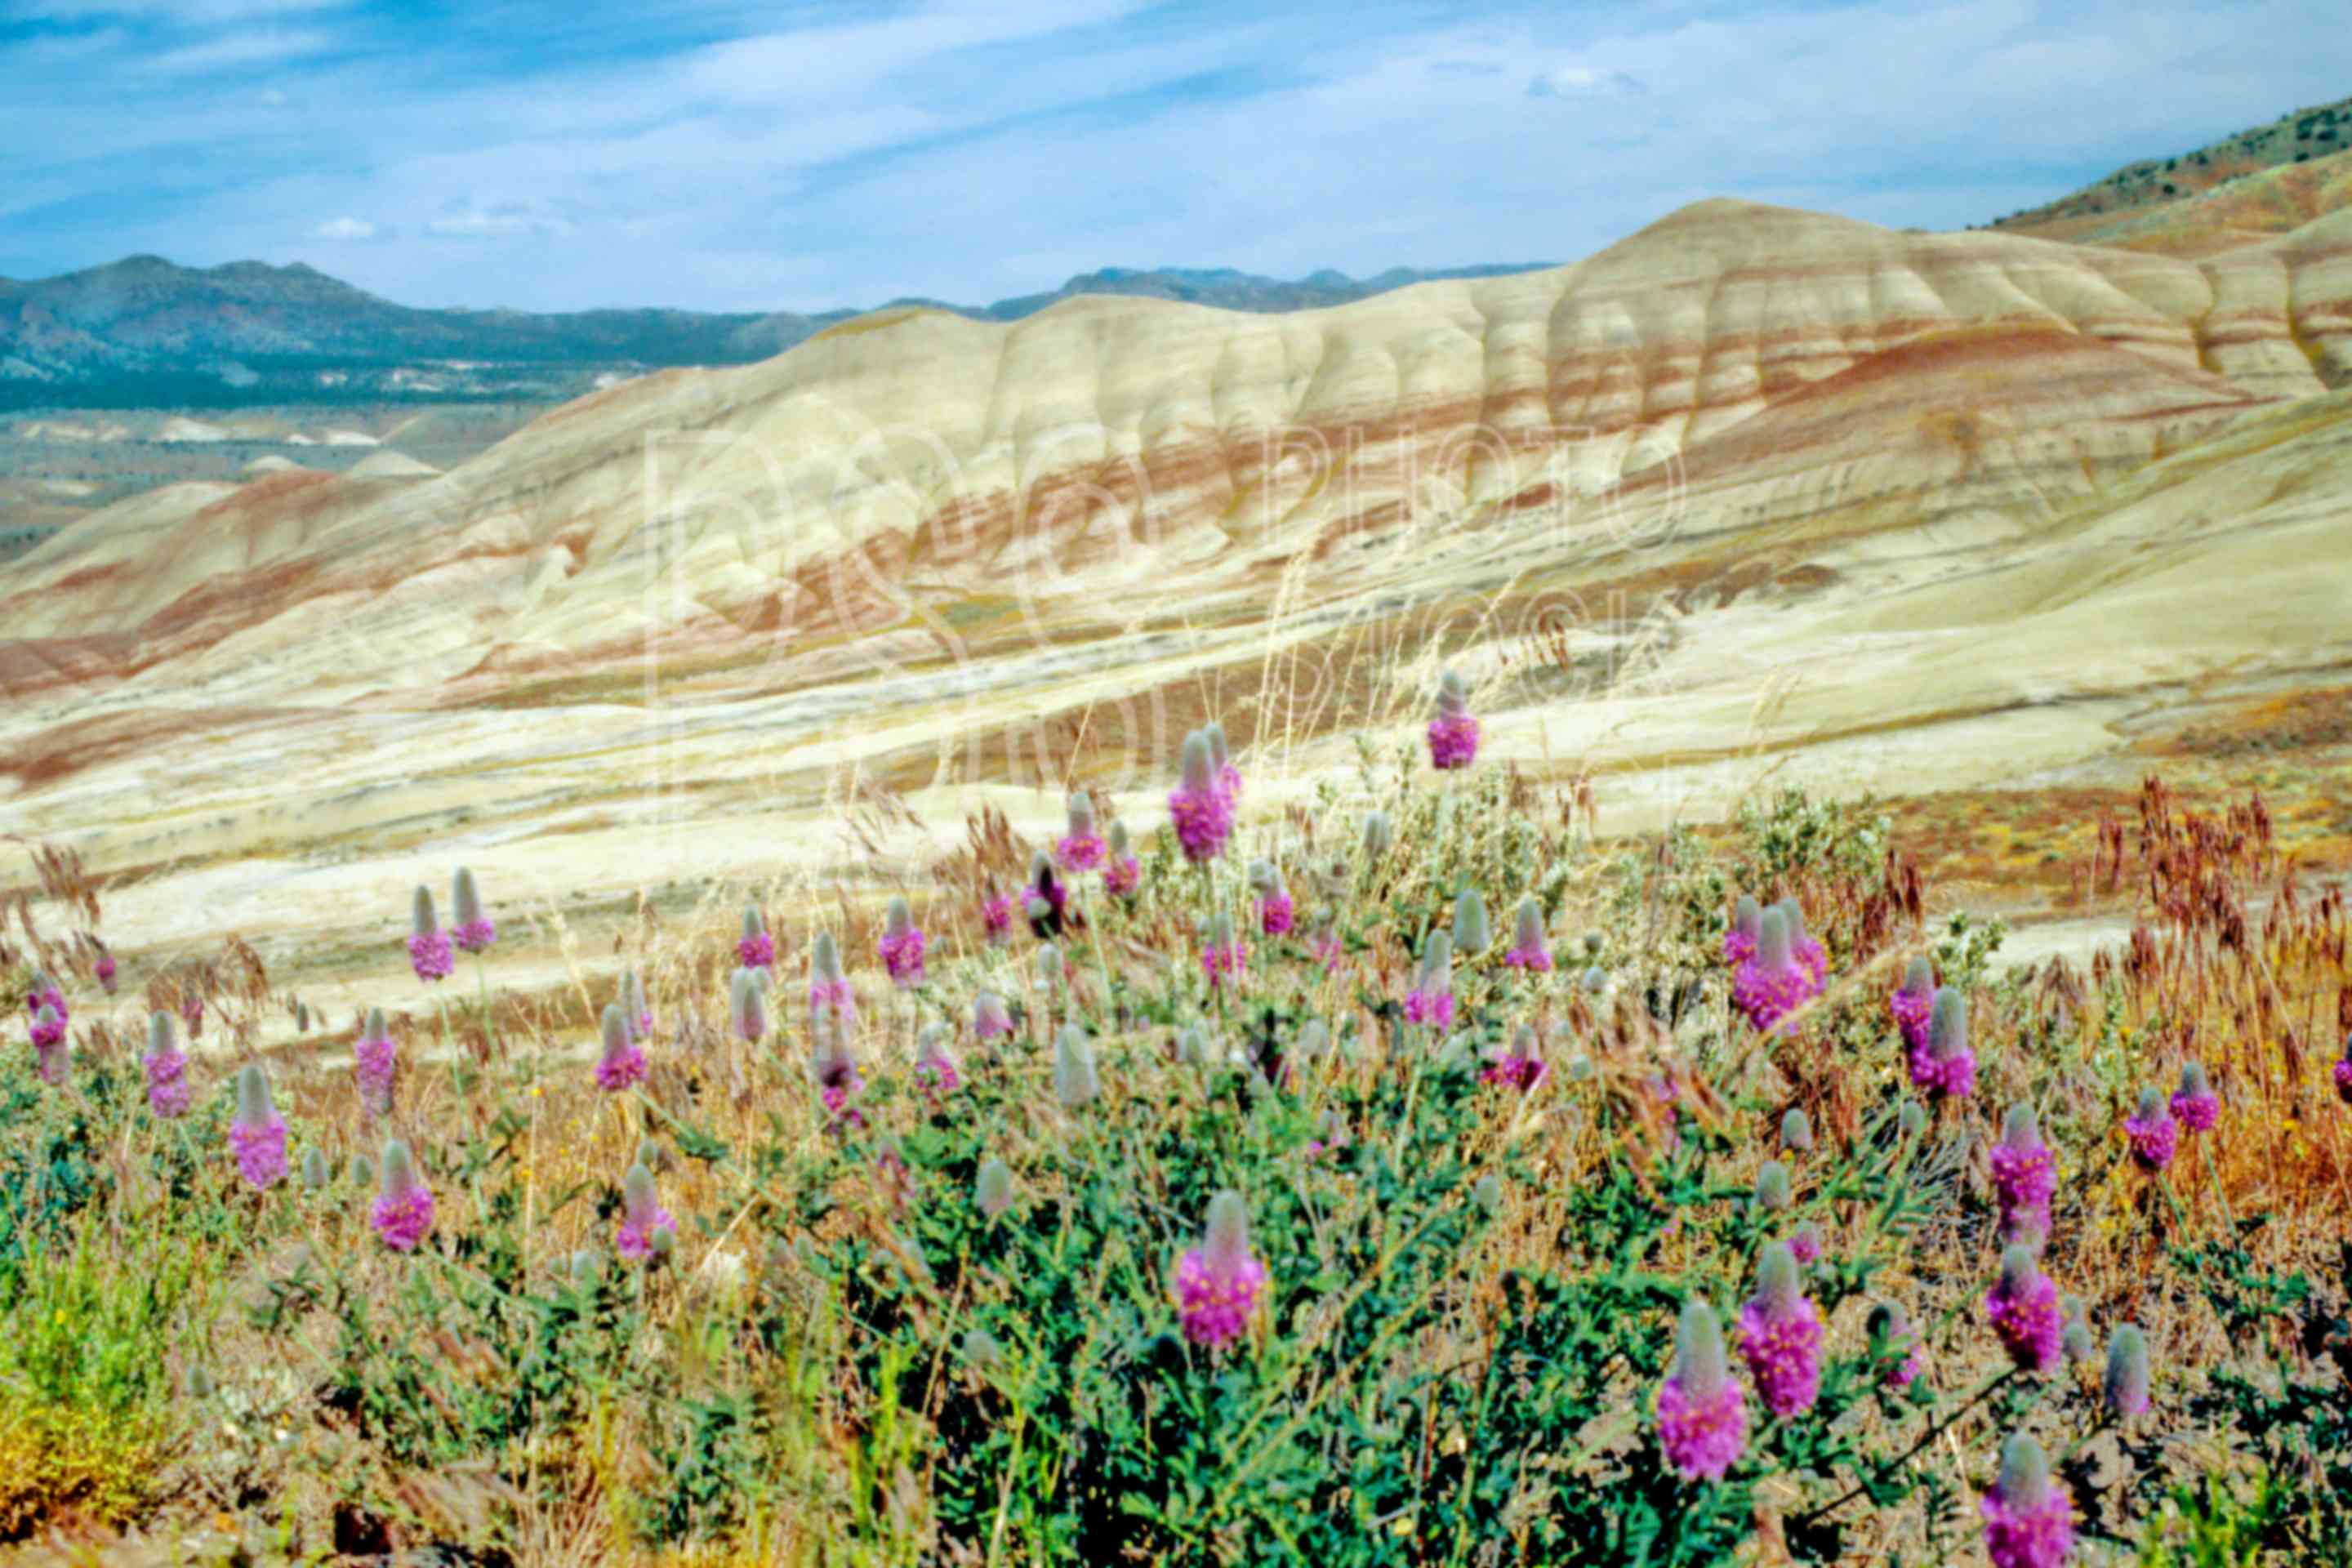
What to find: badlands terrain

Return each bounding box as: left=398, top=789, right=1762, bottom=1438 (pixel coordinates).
left=5, top=169, right=2352, bottom=1030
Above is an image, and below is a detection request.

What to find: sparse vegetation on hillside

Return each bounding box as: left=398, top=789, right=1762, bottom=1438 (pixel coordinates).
left=1984, top=94, right=2352, bottom=230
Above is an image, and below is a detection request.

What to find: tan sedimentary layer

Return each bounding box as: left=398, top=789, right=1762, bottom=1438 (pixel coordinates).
left=2, top=199, right=2350, bottom=1005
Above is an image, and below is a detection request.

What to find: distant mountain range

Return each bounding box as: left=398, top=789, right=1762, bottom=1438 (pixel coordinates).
left=0, top=255, right=1558, bottom=409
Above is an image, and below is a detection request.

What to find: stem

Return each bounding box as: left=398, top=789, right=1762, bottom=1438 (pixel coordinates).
left=2198, top=1132, right=2237, bottom=1241
left=1791, top=1365, right=2019, bottom=1530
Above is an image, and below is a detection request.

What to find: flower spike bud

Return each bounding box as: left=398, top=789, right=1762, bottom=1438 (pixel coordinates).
left=1929, top=987, right=1968, bottom=1060
left=452, top=866, right=495, bottom=952
left=1753, top=1160, right=1793, bottom=1212
left=1452, top=888, right=1490, bottom=956
left=1754, top=907, right=1793, bottom=972
left=301, top=1147, right=332, bottom=1191
left=1780, top=1108, right=1814, bottom=1153
left=1054, top=1024, right=1100, bottom=1107
left=1203, top=721, right=1231, bottom=777
left=1753, top=1241, right=1804, bottom=1316
left=1180, top=731, right=1216, bottom=795
left=975, top=1157, right=1015, bottom=1219
left=1361, top=809, right=1393, bottom=862
left=2103, top=1324, right=2151, bottom=1416
left=730, top=966, right=768, bottom=1042
left=411, top=884, right=438, bottom=940
left=1674, top=1297, right=1730, bottom=1399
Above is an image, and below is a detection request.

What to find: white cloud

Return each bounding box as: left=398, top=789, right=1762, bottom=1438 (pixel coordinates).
left=424, top=207, right=573, bottom=241
left=310, top=216, right=377, bottom=239
left=8, top=0, right=2352, bottom=314
left=144, top=27, right=335, bottom=74
left=1527, top=64, right=1646, bottom=96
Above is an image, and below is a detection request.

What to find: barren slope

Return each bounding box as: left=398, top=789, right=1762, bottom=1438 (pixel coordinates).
left=4, top=198, right=2350, bottom=1013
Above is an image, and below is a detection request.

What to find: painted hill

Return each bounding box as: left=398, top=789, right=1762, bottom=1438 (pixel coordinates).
left=4, top=194, right=2350, bottom=990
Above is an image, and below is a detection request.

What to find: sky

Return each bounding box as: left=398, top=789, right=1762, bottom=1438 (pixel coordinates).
left=2, top=0, right=2348, bottom=315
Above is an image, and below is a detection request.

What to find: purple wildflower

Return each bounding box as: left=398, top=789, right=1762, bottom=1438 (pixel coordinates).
left=1258, top=888, right=1294, bottom=937
left=595, top=1002, right=648, bottom=1092
left=739, top=905, right=774, bottom=970
left=1201, top=911, right=1250, bottom=991
left=94, top=950, right=117, bottom=995
left=1786, top=1222, right=1823, bottom=1267
left=1990, top=1104, right=2056, bottom=1253
left=808, top=931, right=855, bottom=1023
left=451, top=866, right=495, bottom=953
left=180, top=991, right=203, bottom=1039
left=354, top=1005, right=398, bottom=1117
left=973, top=988, right=1013, bottom=1040
left=1169, top=731, right=1235, bottom=863
left=371, top=1139, right=435, bottom=1252
left=1722, top=894, right=1762, bottom=966
left=2125, top=1087, right=2177, bottom=1174
left=30, top=1004, right=67, bottom=1085
left=408, top=886, right=454, bottom=982
left=811, top=1005, right=864, bottom=1129
left=1404, top=931, right=1456, bottom=1029
left=228, top=1064, right=288, bottom=1192
left=1503, top=896, right=1553, bottom=971
left=2170, top=1062, right=2219, bottom=1134
left=1891, top=956, right=1935, bottom=1055
left=1022, top=851, right=1070, bottom=940
left=1775, top=900, right=1829, bottom=988
left=1657, top=1298, right=1748, bottom=1481
left=615, top=1160, right=675, bottom=1263
left=1427, top=670, right=1479, bottom=770
left=1736, top=1242, right=1825, bottom=1417
left=2337, top=1036, right=2352, bottom=1105
left=1056, top=791, right=1106, bottom=872
left=1982, top=1434, right=2075, bottom=1568
left=1986, top=1246, right=2065, bottom=1374
left=24, top=974, right=66, bottom=1030
left=878, top=896, right=927, bottom=987
left=981, top=886, right=1014, bottom=944
left=1732, top=908, right=1818, bottom=1033
left=915, top=1025, right=962, bottom=1097
left=1910, top=987, right=1976, bottom=1101
left=1481, top=1025, right=1548, bottom=1091
left=1174, top=1190, right=1267, bottom=1349
left=729, top=966, right=768, bottom=1044
left=144, top=1011, right=191, bottom=1119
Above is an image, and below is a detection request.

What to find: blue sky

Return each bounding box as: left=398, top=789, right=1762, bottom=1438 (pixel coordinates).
left=2, top=0, right=2347, bottom=314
